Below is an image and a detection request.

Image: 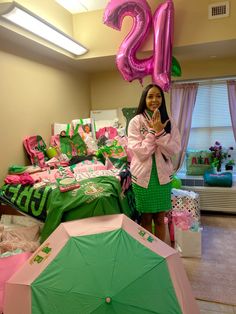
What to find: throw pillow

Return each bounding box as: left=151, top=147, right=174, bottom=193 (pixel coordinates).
left=204, top=170, right=233, bottom=187
left=186, top=150, right=212, bottom=175
left=122, top=107, right=137, bottom=134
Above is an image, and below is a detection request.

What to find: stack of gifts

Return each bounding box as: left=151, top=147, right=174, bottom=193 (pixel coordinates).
left=172, top=211, right=202, bottom=258
left=171, top=188, right=200, bottom=222
left=167, top=188, right=202, bottom=257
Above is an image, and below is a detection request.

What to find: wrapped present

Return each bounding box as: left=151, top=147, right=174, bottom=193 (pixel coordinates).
left=167, top=189, right=200, bottom=242
left=56, top=177, right=80, bottom=193
left=172, top=211, right=194, bottom=231
left=171, top=188, right=200, bottom=221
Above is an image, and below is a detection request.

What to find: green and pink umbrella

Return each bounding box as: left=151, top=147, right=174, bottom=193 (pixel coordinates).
left=4, top=214, right=199, bottom=314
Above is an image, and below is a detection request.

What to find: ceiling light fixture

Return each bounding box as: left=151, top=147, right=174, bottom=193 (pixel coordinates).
left=55, top=0, right=88, bottom=14
left=0, top=1, right=88, bottom=56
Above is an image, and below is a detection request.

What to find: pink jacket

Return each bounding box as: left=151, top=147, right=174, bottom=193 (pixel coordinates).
left=128, top=114, right=181, bottom=188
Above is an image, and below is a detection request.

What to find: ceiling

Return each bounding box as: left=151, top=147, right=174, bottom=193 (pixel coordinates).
left=1, top=20, right=236, bottom=75
left=1, top=1, right=236, bottom=73
left=55, top=0, right=108, bottom=14
left=1, top=22, right=236, bottom=75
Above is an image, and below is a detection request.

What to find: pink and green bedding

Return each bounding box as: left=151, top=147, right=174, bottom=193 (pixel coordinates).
left=0, top=176, right=132, bottom=243
left=0, top=184, right=51, bottom=221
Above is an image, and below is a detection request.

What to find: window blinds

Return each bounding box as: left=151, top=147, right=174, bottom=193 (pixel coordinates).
left=188, top=82, right=235, bottom=152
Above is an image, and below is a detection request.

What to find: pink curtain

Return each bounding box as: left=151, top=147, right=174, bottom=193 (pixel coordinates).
left=227, top=80, right=236, bottom=141
left=170, top=83, right=199, bottom=171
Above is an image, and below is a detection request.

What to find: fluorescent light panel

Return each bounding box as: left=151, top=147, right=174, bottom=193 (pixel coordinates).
left=55, top=0, right=88, bottom=14
left=0, top=2, right=88, bottom=56
left=55, top=0, right=109, bottom=14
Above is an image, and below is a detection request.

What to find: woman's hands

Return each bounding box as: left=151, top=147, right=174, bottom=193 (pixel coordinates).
left=148, top=109, right=169, bottom=133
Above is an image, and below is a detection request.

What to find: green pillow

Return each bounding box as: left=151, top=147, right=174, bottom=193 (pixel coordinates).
left=122, top=107, right=137, bottom=133
left=204, top=170, right=233, bottom=187
left=186, top=150, right=212, bottom=175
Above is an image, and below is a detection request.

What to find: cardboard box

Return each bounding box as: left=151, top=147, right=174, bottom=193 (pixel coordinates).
left=174, top=226, right=202, bottom=258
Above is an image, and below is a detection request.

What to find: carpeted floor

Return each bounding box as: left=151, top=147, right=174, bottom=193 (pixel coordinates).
left=182, top=213, right=236, bottom=306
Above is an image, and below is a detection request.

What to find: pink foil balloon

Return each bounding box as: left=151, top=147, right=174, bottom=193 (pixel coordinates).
left=103, top=0, right=153, bottom=84
left=152, top=0, right=174, bottom=91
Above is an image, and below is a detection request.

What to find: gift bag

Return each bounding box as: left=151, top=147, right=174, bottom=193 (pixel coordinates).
left=23, top=135, right=48, bottom=167
left=51, top=125, right=87, bottom=159
left=168, top=189, right=200, bottom=242
left=174, top=226, right=202, bottom=257
left=60, top=134, right=87, bottom=158
left=71, top=118, right=95, bottom=139
left=171, top=188, right=200, bottom=221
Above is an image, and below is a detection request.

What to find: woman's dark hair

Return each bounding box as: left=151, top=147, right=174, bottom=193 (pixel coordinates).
left=136, top=84, right=171, bottom=133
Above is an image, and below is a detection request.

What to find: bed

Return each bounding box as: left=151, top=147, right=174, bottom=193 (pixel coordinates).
left=0, top=165, right=134, bottom=243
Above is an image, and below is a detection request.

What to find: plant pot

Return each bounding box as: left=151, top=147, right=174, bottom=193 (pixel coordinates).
left=212, top=165, right=221, bottom=173
left=225, top=165, right=233, bottom=171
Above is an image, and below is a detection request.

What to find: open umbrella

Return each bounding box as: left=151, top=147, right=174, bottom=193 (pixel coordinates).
left=4, top=214, right=199, bottom=314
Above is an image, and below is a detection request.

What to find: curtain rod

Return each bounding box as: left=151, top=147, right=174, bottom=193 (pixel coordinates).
left=172, top=75, right=236, bottom=84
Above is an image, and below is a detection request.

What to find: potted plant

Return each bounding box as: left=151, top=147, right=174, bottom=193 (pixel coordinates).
left=209, top=141, right=225, bottom=172
left=209, top=141, right=234, bottom=172
left=225, top=159, right=235, bottom=171
left=211, top=158, right=221, bottom=173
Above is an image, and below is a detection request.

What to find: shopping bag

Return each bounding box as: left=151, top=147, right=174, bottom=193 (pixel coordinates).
left=50, top=125, right=87, bottom=159
left=174, top=226, right=202, bottom=257
left=23, top=135, right=48, bottom=167
left=71, top=118, right=95, bottom=139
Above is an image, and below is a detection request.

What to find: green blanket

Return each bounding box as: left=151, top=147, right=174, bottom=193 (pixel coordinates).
left=40, top=176, right=131, bottom=242
left=0, top=184, right=51, bottom=221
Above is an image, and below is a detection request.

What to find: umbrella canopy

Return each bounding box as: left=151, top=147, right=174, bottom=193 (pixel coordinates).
left=4, top=214, right=200, bottom=314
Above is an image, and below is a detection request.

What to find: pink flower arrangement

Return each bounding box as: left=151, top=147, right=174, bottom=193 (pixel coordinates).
left=209, top=141, right=234, bottom=172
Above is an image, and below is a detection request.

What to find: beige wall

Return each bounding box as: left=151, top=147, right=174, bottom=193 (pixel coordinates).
left=73, top=0, right=236, bottom=59
left=89, top=74, right=171, bottom=127
left=90, top=56, right=236, bottom=125
left=0, top=50, right=90, bottom=184
left=173, top=0, right=236, bottom=46
left=174, top=57, right=236, bottom=80
left=90, top=57, right=236, bottom=109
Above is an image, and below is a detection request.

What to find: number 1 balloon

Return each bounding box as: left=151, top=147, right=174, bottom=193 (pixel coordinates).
left=152, top=0, right=174, bottom=91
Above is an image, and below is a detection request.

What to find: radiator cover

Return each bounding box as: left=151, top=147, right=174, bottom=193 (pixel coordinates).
left=182, top=185, right=236, bottom=213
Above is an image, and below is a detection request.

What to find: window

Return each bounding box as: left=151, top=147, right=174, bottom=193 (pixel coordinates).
left=182, top=81, right=235, bottom=172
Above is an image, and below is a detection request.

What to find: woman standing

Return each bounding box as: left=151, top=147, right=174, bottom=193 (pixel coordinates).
left=128, top=84, right=181, bottom=241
